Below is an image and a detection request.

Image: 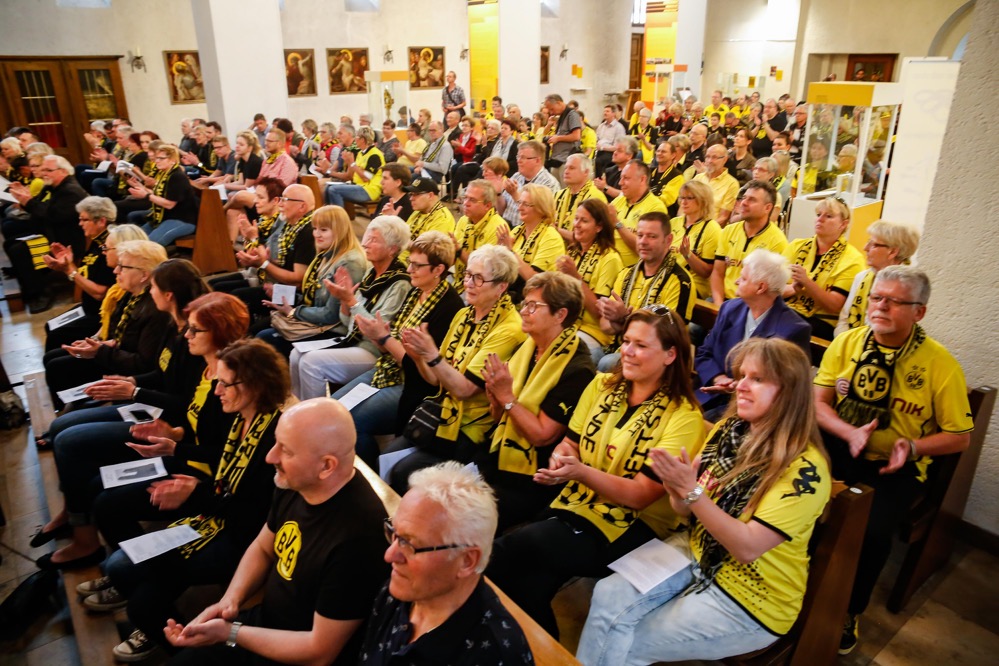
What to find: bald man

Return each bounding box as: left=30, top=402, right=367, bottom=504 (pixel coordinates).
left=214, top=183, right=316, bottom=322
left=165, top=398, right=389, bottom=666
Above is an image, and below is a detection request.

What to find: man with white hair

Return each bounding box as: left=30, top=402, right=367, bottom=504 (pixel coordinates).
left=165, top=398, right=389, bottom=665
left=5, top=154, right=87, bottom=312
left=694, top=249, right=811, bottom=419
left=694, top=144, right=740, bottom=225
left=553, top=154, right=606, bottom=241
left=357, top=462, right=533, bottom=665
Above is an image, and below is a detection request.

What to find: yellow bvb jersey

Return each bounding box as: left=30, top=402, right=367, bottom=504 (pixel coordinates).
left=716, top=222, right=788, bottom=299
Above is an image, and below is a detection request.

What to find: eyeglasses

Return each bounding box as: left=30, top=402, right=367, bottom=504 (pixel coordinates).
left=520, top=300, right=550, bottom=315
left=100, top=244, right=111, bottom=251
left=217, top=377, right=243, bottom=390
left=464, top=196, right=483, bottom=204
left=517, top=201, right=535, bottom=208
left=384, top=518, right=468, bottom=556
left=407, top=260, right=431, bottom=270
left=184, top=324, right=209, bottom=337
left=869, top=294, right=923, bottom=308
left=865, top=241, right=890, bottom=250
left=463, top=272, right=499, bottom=287
left=279, top=197, right=307, bottom=203
left=678, top=195, right=697, bottom=201
left=117, top=264, right=142, bottom=272
left=642, top=303, right=675, bottom=326
left=517, top=154, right=539, bottom=161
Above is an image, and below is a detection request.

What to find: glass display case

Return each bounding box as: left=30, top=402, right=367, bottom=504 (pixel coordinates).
left=788, top=82, right=902, bottom=246
left=366, top=70, right=410, bottom=125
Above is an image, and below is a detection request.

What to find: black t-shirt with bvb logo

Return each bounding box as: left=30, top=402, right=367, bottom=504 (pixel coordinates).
left=263, top=473, right=388, bottom=660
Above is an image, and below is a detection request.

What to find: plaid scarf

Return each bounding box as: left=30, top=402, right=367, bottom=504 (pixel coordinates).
left=371, top=280, right=450, bottom=389
left=786, top=236, right=848, bottom=318
left=148, top=164, right=178, bottom=227
left=846, top=270, right=875, bottom=331
left=112, top=289, right=147, bottom=344
left=275, top=212, right=313, bottom=269
left=511, top=220, right=554, bottom=266
left=342, top=261, right=410, bottom=345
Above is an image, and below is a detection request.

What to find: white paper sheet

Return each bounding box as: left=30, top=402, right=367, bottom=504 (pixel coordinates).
left=309, top=163, right=325, bottom=177
left=47, top=306, right=85, bottom=330
left=100, top=456, right=167, bottom=489
left=290, top=336, right=344, bottom=353
left=607, top=538, right=692, bottom=594
left=14, top=234, right=43, bottom=242
left=56, top=381, right=98, bottom=404
left=337, top=383, right=379, bottom=411
left=85, top=160, right=112, bottom=173
left=0, top=175, right=10, bottom=190
left=116, top=403, right=164, bottom=424
left=119, top=525, right=201, bottom=564
left=209, top=183, right=229, bottom=201
left=0, top=191, right=16, bottom=204
left=270, top=283, right=296, bottom=307
left=379, top=447, right=415, bottom=482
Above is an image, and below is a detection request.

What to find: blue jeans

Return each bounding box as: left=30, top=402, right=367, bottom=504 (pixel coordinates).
left=92, top=177, right=114, bottom=197
left=332, top=369, right=402, bottom=468
left=597, top=351, right=620, bottom=373
left=53, top=420, right=138, bottom=521
left=576, top=536, right=776, bottom=665
left=141, top=219, right=197, bottom=247
left=324, top=182, right=371, bottom=207
left=45, top=404, right=123, bottom=441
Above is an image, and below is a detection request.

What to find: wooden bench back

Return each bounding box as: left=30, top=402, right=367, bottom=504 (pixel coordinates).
left=175, top=188, right=237, bottom=275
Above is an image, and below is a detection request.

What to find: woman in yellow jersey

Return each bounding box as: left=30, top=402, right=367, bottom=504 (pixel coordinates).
left=257, top=205, right=368, bottom=356
left=385, top=244, right=526, bottom=492
left=834, top=219, right=920, bottom=337
left=36, top=287, right=242, bottom=572
left=783, top=196, right=866, bottom=339
left=555, top=198, right=624, bottom=362
left=86, top=339, right=291, bottom=660
left=487, top=308, right=705, bottom=638
left=577, top=338, right=830, bottom=664
left=497, top=184, right=566, bottom=299
left=673, top=180, right=722, bottom=300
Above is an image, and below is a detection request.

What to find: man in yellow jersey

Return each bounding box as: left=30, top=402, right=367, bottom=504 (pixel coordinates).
left=451, top=179, right=508, bottom=293
left=607, top=160, right=667, bottom=267
left=813, top=267, right=973, bottom=655
left=693, top=144, right=740, bottom=226
left=553, top=154, right=606, bottom=242
left=400, top=178, right=455, bottom=263
left=702, top=89, right=730, bottom=120
left=710, top=179, right=787, bottom=304
left=596, top=211, right=693, bottom=371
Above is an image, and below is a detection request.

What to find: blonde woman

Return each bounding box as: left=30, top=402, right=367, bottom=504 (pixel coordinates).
left=672, top=180, right=722, bottom=300
left=496, top=183, right=566, bottom=296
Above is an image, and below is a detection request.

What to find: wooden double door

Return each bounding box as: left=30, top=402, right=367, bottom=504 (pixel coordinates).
left=0, top=56, right=129, bottom=164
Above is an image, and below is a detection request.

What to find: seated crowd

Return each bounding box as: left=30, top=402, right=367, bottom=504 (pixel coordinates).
left=3, top=83, right=971, bottom=665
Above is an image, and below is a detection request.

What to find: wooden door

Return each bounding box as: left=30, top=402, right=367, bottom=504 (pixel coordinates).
left=629, top=33, right=645, bottom=91
left=64, top=59, right=129, bottom=161
left=1, top=60, right=76, bottom=160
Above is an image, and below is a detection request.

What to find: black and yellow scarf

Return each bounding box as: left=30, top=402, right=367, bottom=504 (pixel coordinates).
left=845, top=270, right=875, bottom=331
left=148, top=164, right=178, bottom=227
left=113, top=288, right=147, bottom=343
left=568, top=242, right=606, bottom=286
left=275, top=212, right=313, bottom=269
left=554, top=181, right=601, bottom=231
left=453, top=208, right=499, bottom=290
left=785, top=236, right=848, bottom=318
left=510, top=221, right=554, bottom=267
left=608, top=253, right=678, bottom=352
left=688, top=417, right=764, bottom=593
left=300, top=248, right=334, bottom=307
left=836, top=325, right=926, bottom=430
left=342, top=261, right=410, bottom=345
left=371, top=280, right=450, bottom=389
left=170, top=409, right=279, bottom=558
left=490, top=327, right=580, bottom=474
left=437, top=294, right=518, bottom=441
left=554, top=380, right=674, bottom=541
left=265, top=150, right=283, bottom=164
left=649, top=164, right=682, bottom=196
left=410, top=201, right=449, bottom=239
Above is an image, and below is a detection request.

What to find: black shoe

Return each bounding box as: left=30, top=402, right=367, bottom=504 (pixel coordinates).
left=839, top=613, right=859, bottom=655
left=29, top=523, right=72, bottom=548
left=26, top=291, right=55, bottom=314
left=1, top=266, right=14, bottom=279
left=36, top=548, right=104, bottom=571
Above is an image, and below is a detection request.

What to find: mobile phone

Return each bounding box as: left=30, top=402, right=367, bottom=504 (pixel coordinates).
left=130, top=409, right=155, bottom=423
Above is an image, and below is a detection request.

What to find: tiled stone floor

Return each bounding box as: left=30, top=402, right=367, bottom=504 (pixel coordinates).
left=1, top=261, right=998, bottom=665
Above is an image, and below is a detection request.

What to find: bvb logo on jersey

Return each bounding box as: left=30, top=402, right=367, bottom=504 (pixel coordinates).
left=274, top=521, right=302, bottom=581
left=853, top=365, right=891, bottom=402
left=905, top=366, right=926, bottom=390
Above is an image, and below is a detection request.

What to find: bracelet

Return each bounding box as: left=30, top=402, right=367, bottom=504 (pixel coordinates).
left=132, top=385, right=140, bottom=400
left=427, top=354, right=444, bottom=368
left=908, top=438, right=918, bottom=460
left=226, top=621, right=242, bottom=648
left=683, top=485, right=704, bottom=505
left=376, top=333, right=392, bottom=347
left=67, top=270, right=78, bottom=282
left=259, top=260, right=270, bottom=271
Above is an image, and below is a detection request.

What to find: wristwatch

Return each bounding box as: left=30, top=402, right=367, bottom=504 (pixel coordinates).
left=615, top=221, right=624, bottom=230
left=683, top=485, right=704, bottom=505
left=67, top=270, right=79, bottom=282
left=226, top=621, right=242, bottom=648
left=503, top=400, right=517, bottom=412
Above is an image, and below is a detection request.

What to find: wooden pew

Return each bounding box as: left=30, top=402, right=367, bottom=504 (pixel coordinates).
left=354, top=459, right=582, bottom=666
left=174, top=188, right=237, bottom=276
left=298, top=174, right=324, bottom=208
left=724, top=483, right=874, bottom=666
left=887, top=385, right=996, bottom=612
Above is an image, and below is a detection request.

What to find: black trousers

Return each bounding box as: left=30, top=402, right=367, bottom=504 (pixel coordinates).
left=382, top=431, right=480, bottom=495
left=825, top=432, right=921, bottom=615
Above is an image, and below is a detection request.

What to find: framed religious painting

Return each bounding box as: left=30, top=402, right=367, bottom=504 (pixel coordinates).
left=163, top=51, right=205, bottom=104
left=326, top=48, right=370, bottom=94
left=285, top=49, right=317, bottom=96
left=408, top=47, right=445, bottom=88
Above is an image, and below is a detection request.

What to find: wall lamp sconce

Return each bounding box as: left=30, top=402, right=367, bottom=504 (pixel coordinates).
left=559, top=44, right=569, bottom=60
left=460, top=44, right=469, bottom=61
left=129, top=47, right=146, bottom=73
left=383, top=47, right=394, bottom=64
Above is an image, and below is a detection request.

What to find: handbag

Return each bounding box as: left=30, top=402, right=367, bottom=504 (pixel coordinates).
left=269, top=311, right=337, bottom=342
left=402, top=399, right=443, bottom=446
